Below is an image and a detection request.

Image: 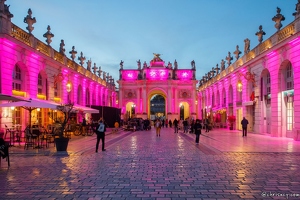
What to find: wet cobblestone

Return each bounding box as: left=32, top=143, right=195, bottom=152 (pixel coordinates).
left=1, top=128, right=300, bottom=199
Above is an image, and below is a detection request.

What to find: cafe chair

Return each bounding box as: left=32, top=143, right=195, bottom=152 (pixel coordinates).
left=0, top=138, right=10, bottom=167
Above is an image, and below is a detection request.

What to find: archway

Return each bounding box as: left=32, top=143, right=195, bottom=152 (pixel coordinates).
left=149, top=94, right=165, bottom=120
left=125, top=101, right=135, bottom=120
left=178, top=101, right=190, bottom=120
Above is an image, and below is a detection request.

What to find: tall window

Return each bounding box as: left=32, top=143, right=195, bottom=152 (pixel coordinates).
left=102, top=94, right=105, bottom=106
left=286, top=63, right=294, bottom=131
left=86, top=88, right=90, bottom=106
left=77, top=85, right=82, bottom=105
left=12, top=65, right=22, bottom=91
left=286, top=64, right=294, bottom=90
left=217, top=91, right=220, bottom=106
left=222, top=88, right=226, bottom=106
left=266, top=73, right=271, bottom=105
left=12, top=108, right=21, bottom=125
left=212, top=93, right=215, bottom=107
left=38, top=73, right=43, bottom=94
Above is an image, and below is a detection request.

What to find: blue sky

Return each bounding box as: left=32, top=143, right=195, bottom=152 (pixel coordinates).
left=7, top=0, right=296, bottom=86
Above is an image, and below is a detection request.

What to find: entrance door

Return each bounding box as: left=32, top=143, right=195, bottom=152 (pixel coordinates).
left=236, top=108, right=242, bottom=130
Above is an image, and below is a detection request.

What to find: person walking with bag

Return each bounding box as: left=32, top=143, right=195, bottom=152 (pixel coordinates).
left=95, top=119, right=106, bottom=152
left=194, top=119, right=202, bottom=144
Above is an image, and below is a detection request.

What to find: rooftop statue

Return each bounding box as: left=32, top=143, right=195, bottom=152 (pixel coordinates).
left=225, top=52, right=233, bottom=66
left=137, top=59, right=141, bottom=69
left=92, top=63, right=98, bottom=74
left=59, top=40, right=66, bottom=55
left=78, top=52, right=86, bottom=66
left=255, top=25, right=266, bottom=43
left=244, top=38, right=250, bottom=54
left=98, top=66, right=102, bottom=77
left=87, top=59, right=92, bottom=71
left=120, top=60, right=124, bottom=69
left=233, top=45, right=241, bottom=60
left=174, top=59, right=178, bottom=69
left=24, top=8, right=36, bottom=34
left=152, top=53, right=163, bottom=62
left=143, top=61, right=147, bottom=69
left=272, top=7, right=285, bottom=31
left=191, top=60, right=196, bottom=69
left=43, top=25, right=54, bottom=45
left=293, top=0, right=300, bottom=18
left=69, top=46, right=77, bottom=61
left=220, top=59, right=225, bottom=71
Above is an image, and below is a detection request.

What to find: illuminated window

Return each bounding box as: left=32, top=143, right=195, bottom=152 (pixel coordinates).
left=77, top=85, right=82, bottom=105
left=12, top=65, right=22, bottom=91
left=286, top=64, right=293, bottom=90
left=38, top=73, right=43, bottom=94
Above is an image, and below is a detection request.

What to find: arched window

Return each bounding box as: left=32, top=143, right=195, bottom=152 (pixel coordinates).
left=217, top=90, right=220, bottom=106
left=102, top=94, right=105, bottom=106
left=266, top=73, right=271, bottom=105
left=286, top=63, right=294, bottom=90
left=228, top=85, right=233, bottom=104
left=222, top=88, right=226, bottom=106
left=12, top=65, right=22, bottom=91
left=212, top=93, right=215, bottom=107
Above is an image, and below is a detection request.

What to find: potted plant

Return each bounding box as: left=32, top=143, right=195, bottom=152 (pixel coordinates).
left=54, top=103, right=74, bottom=151
left=227, top=115, right=236, bottom=130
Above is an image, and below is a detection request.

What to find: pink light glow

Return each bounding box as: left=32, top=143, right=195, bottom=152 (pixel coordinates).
left=146, top=69, right=168, bottom=80
left=3, top=39, right=15, bottom=47
left=63, top=69, right=68, bottom=73
left=267, top=51, right=276, bottom=57
left=288, top=37, right=300, bottom=45
left=177, top=70, right=192, bottom=80
left=30, top=53, right=39, bottom=59
left=122, top=70, right=138, bottom=80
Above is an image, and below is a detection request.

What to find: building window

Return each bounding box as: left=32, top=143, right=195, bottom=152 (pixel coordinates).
left=286, top=64, right=293, bottom=90
left=12, top=65, right=22, bottom=91
left=102, top=94, right=105, bottom=106
left=12, top=108, right=21, bottom=125
left=266, top=73, right=271, bottom=105
left=86, top=88, right=90, bottom=106
left=38, top=73, right=43, bottom=94
left=77, top=85, right=82, bottom=105
left=287, top=97, right=293, bottom=131
left=212, top=93, right=215, bottom=107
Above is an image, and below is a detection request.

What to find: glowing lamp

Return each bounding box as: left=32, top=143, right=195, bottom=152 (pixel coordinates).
left=37, top=108, right=40, bottom=112
left=11, top=107, right=15, bottom=110
left=237, top=81, right=242, bottom=92
left=66, top=81, right=72, bottom=93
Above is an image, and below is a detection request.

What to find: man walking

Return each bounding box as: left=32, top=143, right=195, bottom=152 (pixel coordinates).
left=95, top=119, right=106, bottom=152
left=194, top=119, right=202, bottom=144
left=241, top=117, right=249, bottom=137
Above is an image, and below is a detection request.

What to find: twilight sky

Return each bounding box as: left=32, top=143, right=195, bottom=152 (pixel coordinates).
left=7, top=0, right=296, bottom=86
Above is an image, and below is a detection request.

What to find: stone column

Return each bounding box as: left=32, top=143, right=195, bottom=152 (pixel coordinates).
left=167, top=84, right=172, bottom=113
left=142, top=85, right=147, bottom=113
left=137, top=87, right=140, bottom=114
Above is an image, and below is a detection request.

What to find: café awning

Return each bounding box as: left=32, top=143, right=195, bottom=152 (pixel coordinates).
left=0, top=93, right=29, bottom=102
left=73, top=104, right=99, bottom=113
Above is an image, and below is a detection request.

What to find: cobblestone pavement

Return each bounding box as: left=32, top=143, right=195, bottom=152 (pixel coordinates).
left=1, top=128, right=300, bottom=199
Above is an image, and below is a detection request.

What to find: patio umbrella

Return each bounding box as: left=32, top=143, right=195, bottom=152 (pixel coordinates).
left=0, top=98, right=59, bottom=129
left=0, top=93, right=29, bottom=102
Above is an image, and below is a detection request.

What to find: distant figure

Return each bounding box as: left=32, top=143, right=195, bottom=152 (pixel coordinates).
left=169, top=119, right=172, bottom=128
left=241, top=117, right=249, bottom=137
left=114, top=121, right=119, bottom=133
left=183, top=119, right=188, bottom=133
left=82, top=118, right=87, bottom=135
left=95, top=119, right=106, bottom=152
left=155, top=119, right=161, bottom=137
left=173, top=118, right=178, bottom=133
left=194, top=119, right=202, bottom=144
left=205, top=118, right=210, bottom=132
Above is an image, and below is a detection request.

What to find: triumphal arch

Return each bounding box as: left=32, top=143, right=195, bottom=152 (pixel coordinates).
left=118, top=54, right=198, bottom=121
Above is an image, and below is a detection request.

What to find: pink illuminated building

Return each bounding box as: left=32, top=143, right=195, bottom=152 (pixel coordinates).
left=118, top=55, right=198, bottom=121
left=197, top=2, right=300, bottom=140
left=0, top=2, right=117, bottom=130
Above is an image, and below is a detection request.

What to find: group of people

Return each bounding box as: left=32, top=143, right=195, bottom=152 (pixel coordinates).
left=90, top=116, right=250, bottom=152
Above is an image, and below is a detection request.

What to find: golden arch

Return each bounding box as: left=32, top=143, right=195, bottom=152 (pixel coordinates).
left=178, top=101, right=190, bottom=120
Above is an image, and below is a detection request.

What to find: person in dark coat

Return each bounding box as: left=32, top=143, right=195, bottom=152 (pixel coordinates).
left=169, top=119, right=172, bottom=128
left=95, top=119, right=106, bottom=152
left=194, top=119, right=202, bottom=144
left=241, top=117, right=249, bottom=137
left=173, top=118, right=178, bottom=133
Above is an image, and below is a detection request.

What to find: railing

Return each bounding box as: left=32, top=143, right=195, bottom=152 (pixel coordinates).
left=11, top=24, right=30, bottom=46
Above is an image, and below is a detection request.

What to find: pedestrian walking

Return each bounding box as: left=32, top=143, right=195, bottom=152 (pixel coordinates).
left=165, top=119, right=168, bottom=128
left=205, top=118, right=210, bottom=132
left=173, top=118, right=178, bottom=133
left=95, top=119, right=106, bottom=152
left=82, top=118, right=87, bottom=135
left=241, top=117, right=249, bottom=137
left=155, top=119, right=161, bottom=137
left=183, top=118, right=188, bottom=133
left=194, top=119, right=202, bottom=144
left=169, top=119, right=172, bottom=128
